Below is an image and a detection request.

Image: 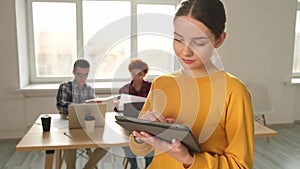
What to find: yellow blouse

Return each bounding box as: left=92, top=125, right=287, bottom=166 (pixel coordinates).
left=129, top=70, right=254, bottom=169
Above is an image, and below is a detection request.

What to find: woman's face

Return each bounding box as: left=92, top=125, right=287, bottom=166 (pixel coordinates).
left=173, top=16, right=224, bottom=71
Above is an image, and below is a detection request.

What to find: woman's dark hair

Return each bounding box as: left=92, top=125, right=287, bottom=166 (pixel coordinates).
left=175, top=0, right=226, bottom=39
left=128, top=58, right=149, bottom=74
left=73, top=59, right=90, bottom=72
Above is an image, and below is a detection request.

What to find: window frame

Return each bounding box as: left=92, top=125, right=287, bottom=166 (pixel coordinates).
left=292, top=0, right=300, bottom=78
left=26, top=0, right=180, bottom=84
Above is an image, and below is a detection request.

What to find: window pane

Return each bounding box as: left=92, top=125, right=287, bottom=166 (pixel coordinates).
left=32, top=2, right=76, bottom=77
left=293, top=11, right=300, bottom=74
left=137, top=4, right=176, bottom=76
left=82, top=1, right=131, bottom=79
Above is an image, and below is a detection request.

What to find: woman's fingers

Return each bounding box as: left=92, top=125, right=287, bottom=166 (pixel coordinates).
left=140, top=110, right=176, bottom=123
left=133, top=130, right=179, bottom=152
left=165, top=118, right=176, bottom=123
left=151, top=111, right=166, bottom=122
left=140, top=110, right=166, bottom=122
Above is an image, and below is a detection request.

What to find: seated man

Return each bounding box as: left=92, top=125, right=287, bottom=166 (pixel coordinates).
left=56, top=59, right=107, bottom=169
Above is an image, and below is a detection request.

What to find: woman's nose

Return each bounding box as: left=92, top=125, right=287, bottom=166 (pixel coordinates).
left=182, top=44, right=193, bottom=57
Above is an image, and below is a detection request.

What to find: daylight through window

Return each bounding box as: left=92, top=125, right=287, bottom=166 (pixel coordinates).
left=28, top=0, right=178, bottom=83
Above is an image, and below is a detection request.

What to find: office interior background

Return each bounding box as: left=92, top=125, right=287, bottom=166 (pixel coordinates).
left=0, top=0, right=299, bottom=142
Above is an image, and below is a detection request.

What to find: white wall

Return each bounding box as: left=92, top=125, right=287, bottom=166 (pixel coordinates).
left=220, top=0, right=298, bottom=123
left=0, top=0, right=27, bottom=139
left=0, top=0, right=299, bottom=139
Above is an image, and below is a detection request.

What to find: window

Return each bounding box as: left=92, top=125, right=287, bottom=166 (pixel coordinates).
left=25, top=0, right=179, bottom=83
left=31, top=2, right=77, bottom=78
left=137, top=4, right=177, bottom=76
left=292, top=0, right=300, bottom=76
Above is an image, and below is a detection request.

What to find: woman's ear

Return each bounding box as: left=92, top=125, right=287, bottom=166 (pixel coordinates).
left=214, top=32, right=226, bottom=48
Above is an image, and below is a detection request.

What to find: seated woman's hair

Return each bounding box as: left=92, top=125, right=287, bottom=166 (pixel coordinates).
left=128, top=58, right=149, bottom=74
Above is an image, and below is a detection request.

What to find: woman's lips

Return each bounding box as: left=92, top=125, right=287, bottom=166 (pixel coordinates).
left=182, top=58, right=194, bottom=64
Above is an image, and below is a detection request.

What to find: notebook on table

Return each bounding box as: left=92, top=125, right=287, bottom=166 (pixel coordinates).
left=68, top=103, right=107, bottom=129
left=85, top=95, right=116, bottom=112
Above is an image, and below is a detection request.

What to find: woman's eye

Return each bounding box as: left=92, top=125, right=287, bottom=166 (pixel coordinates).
left=193, top=41, right=208, bottom=47
left=174, top=38, right=182, bottom=42
left=196, top=43, right=205, bottom=46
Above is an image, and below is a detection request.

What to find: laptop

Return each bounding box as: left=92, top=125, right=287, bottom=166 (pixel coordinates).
left=68, top=103, right=107, bottom=129
left=123, top=102, right=145, bottom=118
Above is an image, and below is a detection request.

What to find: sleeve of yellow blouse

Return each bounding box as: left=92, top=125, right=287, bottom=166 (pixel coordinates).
left=222, top=83, right=254, bottom=168
left=186, top=82, right=254, bottom=169
left=129, top=134, right=154, bottom=156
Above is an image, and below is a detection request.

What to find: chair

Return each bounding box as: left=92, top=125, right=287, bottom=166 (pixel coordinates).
left=247, top=83, right=274, bottom=142
left=122, top=157, right=129, bottom=169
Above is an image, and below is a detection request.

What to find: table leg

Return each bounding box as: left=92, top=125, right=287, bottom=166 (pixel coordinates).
left=55, top=149, right=63, bottom=169
left=45, top=150, right=55, bottom=169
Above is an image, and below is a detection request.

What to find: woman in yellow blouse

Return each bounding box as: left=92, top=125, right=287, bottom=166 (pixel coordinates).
left=129, top=0, right=254, bottom=168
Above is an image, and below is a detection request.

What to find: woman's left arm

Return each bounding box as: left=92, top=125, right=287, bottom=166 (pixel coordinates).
left=188, top=84, right=254, bottom=169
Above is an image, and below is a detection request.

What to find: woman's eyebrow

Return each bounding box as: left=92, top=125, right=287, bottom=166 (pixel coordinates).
left=174, top=32, right=209, bottom=40
left=174, top=32, right=183, bottom=37
left=192, top=37, right=209, bottom=40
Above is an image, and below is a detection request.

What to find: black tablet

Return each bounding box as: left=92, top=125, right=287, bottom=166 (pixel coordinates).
left=115, top=115, right=201, bottom=152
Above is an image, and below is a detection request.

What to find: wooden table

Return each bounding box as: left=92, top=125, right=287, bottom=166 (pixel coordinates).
left=16, top=113, right=277, bottom=169
left=16, top=112, right=129, bottom=169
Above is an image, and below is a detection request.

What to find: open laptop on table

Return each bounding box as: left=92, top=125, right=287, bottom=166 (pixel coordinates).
left=68, top=103, right=107, bottom=129
left=123, top=102, right=145, bottom=118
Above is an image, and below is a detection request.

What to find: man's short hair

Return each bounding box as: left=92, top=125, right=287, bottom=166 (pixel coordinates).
left=73, top=59, right=90, bottom=72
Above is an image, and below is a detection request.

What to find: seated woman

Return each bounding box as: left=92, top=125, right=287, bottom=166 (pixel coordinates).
left=115, top=58, right=153, bottom=169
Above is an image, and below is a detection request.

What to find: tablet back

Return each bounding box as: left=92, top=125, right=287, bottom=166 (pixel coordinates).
left=115, top=116, right=201, bottom=152
left=68, top=103, right=106, bottom=129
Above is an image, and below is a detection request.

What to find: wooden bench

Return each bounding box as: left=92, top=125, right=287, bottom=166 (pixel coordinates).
left=254, top=121, right=278, bottom=138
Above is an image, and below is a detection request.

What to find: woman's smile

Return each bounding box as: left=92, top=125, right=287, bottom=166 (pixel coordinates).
left=181, top=58, right=195, bottom=64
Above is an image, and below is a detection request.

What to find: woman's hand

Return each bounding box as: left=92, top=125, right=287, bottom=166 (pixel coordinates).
left=114, top=100, right=120, bottom=110
left=140, top=110, right=175, bottom=123
left=113, top=100, right=121, bottom=112
left=132, top=109, right=194, bottom=167
left=140, top=110, right=166, bottom=122
left=132, top=130, right=194, bottom=167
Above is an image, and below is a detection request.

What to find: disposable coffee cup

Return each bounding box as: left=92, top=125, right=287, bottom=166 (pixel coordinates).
left=84, top=115, right=95, bottom=133
left=41, top=115, right=51, bottom=132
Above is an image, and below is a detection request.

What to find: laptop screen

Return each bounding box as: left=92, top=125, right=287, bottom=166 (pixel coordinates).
left=123, top=102, right=145, bottom=118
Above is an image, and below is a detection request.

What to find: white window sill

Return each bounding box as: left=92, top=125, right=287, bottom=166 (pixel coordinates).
left=17, top=82, right=126, bottom=97
left=291, top=78, right=300, bottom=84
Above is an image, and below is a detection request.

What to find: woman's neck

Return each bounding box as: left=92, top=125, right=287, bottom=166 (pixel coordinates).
left=182, top=63, right=219, bottom=78
left=133, top=81, right=143, bottom=91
